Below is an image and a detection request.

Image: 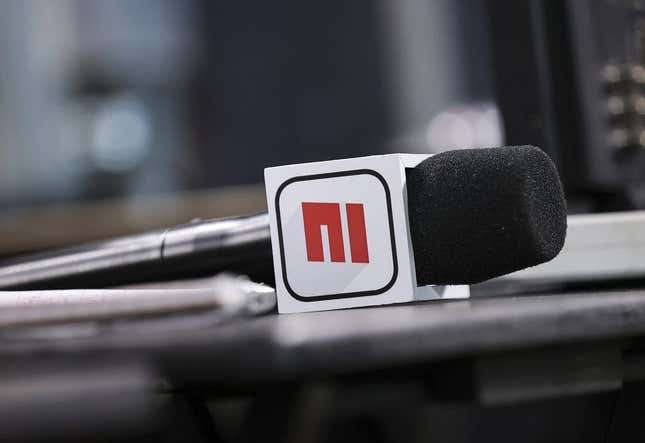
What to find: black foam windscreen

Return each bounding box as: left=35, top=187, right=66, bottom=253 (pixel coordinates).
left=406, top=146, right=567, bottom=285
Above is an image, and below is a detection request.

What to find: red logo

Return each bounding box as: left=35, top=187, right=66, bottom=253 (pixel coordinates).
left=301, top=202, right=369, bottom=263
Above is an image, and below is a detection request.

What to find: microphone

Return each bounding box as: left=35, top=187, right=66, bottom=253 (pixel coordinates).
left=0, top=214, right=272, bottom=290
left=407, top=146, right=566, bottom=285
left=0, top=146, right=566, bottom=303
left=265, top=145, right=566, bottom=312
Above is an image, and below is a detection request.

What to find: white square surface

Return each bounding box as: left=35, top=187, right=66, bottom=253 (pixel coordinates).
left=276, top=171, right=396, bottom=300
left=265, top=154, right=469, bottom=313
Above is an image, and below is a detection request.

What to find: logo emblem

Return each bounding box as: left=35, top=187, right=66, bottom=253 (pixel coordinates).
left=302, top=202, right=369, bottom=263
left=274, top=170, right=397, bottom=301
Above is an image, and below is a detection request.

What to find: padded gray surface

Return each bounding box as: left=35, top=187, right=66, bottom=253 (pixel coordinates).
left=1, top=289, right=645, bottom=385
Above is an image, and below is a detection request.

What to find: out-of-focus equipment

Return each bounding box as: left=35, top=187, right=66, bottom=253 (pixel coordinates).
left=499, top=210, right=645, bottom=285
left=489, top=0, right=645, bottom=210
left=0, top=274, right=275, bottom=332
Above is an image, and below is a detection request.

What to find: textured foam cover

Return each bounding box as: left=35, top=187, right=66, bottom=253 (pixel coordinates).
left=406, top=146, right=567, bottom=285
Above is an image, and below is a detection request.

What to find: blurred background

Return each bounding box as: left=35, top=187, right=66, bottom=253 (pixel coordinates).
left=0, top=0, right=644, bottom=253
left=0, top=0, right=497, bottom=203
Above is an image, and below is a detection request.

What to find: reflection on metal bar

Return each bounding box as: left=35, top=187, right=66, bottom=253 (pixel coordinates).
left=0, top=274, right=275, bottom=330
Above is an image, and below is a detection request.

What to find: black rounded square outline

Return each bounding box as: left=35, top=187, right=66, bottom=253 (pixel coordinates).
left=274, top=169, right=398, bottom=302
